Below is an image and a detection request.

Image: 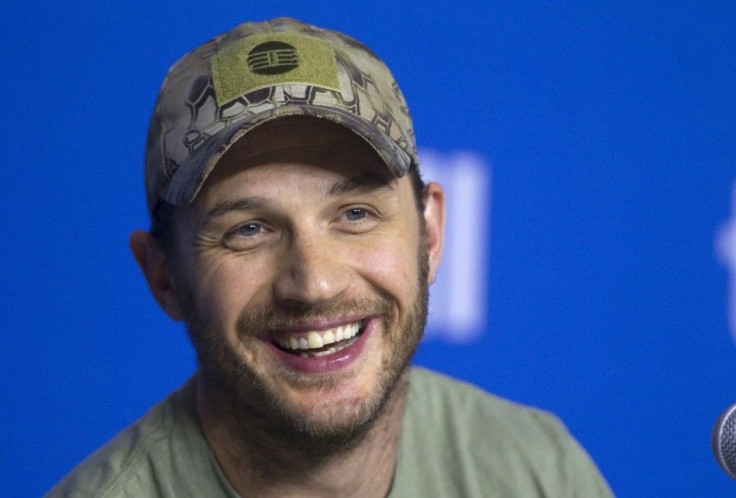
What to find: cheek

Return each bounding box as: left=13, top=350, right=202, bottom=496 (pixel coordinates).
left=185, top=253, right=273, bottom=328
left=352, top=233, right=419, bottom=300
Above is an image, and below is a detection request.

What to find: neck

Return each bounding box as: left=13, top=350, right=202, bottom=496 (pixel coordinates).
left=197, top=372, right=409, bottom=498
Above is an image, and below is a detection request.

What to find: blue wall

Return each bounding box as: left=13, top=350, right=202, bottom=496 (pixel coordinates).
left=3, top=2, right=736, bottom=495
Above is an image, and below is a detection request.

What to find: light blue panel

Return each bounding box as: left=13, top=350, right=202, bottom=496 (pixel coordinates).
left=421, top=149, right=491, bottom=342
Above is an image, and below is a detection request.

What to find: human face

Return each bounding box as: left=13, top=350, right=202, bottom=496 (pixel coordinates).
left=169, top=117, right=443, bottom=445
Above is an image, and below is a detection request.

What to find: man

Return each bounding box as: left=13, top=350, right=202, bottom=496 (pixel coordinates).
left=49, top=18, right=612, bottom=497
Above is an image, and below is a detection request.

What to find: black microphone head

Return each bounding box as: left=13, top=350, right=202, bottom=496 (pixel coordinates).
left=713, top=404, right=736, bottom=479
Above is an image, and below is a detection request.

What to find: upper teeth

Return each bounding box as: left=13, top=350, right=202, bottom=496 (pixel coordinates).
left=275, top=322, right=361, bottom=351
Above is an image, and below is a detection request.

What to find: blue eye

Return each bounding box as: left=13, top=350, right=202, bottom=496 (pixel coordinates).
left=222, top=221, right=272, bottom=251
left=237, top=223, right=262, bottom=236
left=345, top=208, right=367, bottom=221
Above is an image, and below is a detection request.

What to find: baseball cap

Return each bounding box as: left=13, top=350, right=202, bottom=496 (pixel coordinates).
left=144, top=17, right=418, bottom=216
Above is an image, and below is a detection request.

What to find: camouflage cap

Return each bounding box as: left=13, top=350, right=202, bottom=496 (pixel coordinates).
left=145, top=17, right=417, bottom=215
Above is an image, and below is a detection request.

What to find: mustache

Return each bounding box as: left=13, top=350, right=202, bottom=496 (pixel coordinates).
left=235, top=297, right=395, bottom=334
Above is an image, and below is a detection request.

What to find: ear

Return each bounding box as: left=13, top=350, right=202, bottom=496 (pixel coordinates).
left=129, top=231, right=185, bottom=321
left=422, top=182, right=446, bottom=284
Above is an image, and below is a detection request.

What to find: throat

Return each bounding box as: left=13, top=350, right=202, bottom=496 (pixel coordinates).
left=197, top=371, right=408, bottom=498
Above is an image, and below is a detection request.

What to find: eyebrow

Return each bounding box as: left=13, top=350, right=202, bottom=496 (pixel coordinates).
left=204, top=173, right=395, bottom=220
left=205, top=197, right=269, bottom=219
left=327, top=172, right=395, bottom=196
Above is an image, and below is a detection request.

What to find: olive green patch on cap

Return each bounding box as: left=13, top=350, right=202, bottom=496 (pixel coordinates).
left=212, top=34, right=340, bottom=106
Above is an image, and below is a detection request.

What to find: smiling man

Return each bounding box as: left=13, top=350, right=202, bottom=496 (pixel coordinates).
left=49, top=18, right=612, bottom=497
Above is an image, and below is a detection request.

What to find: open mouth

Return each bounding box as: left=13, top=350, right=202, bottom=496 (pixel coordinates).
left=271, top=321, right=366, bottom=358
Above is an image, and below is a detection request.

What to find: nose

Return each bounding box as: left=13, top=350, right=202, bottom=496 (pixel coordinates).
left=273, top=229, right=351, bottom=306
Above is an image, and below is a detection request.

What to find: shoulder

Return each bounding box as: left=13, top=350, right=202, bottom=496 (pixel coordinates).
left=46, top=379, right=221, bottom=498
left=407, top=367, right=569, bottom=444
left=395, top=367, right=613, bottom=497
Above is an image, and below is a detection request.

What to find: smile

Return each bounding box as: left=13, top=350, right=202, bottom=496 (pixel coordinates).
left=271, top=321, right=365, bottom=358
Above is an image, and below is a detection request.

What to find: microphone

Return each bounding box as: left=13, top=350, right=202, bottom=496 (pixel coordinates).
left=713, top=403, right=736, bottom=479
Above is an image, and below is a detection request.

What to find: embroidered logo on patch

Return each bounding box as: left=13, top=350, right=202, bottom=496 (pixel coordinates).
left=211, top=33, right=340, bottom=105
left=247, top=42, right=300, bottom=75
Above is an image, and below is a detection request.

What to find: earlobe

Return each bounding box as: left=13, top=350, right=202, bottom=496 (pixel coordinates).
left=129, top=231, right=185, bottom=321
left=422, top=182, right=446, bottom=284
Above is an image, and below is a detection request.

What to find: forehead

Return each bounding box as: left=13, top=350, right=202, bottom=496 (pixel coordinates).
left=201, top=116, right=395, bottom=193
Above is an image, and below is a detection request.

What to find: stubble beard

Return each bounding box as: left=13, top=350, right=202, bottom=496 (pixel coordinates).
left=178, top=242, right=430, bottom=460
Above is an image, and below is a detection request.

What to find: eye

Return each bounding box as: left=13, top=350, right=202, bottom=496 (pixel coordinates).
left=336, top=206, right=380, bottom=234
left=222, top=220, right=273, bottom=251
left=235, top=222, right=262, bottom=237
left=344, top=208, right=368, bottom=221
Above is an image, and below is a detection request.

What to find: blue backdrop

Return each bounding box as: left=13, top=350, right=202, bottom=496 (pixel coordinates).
left=3, top=2, right=736, bottom=496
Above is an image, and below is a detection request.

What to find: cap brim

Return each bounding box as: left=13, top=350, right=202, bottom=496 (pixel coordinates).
left=159, top=104, right=413, bottom=207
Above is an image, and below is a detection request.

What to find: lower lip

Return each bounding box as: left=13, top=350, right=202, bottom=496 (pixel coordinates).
left=266, top=319, right=376, bottom=374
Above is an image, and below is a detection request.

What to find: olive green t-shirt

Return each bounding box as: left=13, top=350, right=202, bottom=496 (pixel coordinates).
left=48, top=368, right=612, bottom=497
